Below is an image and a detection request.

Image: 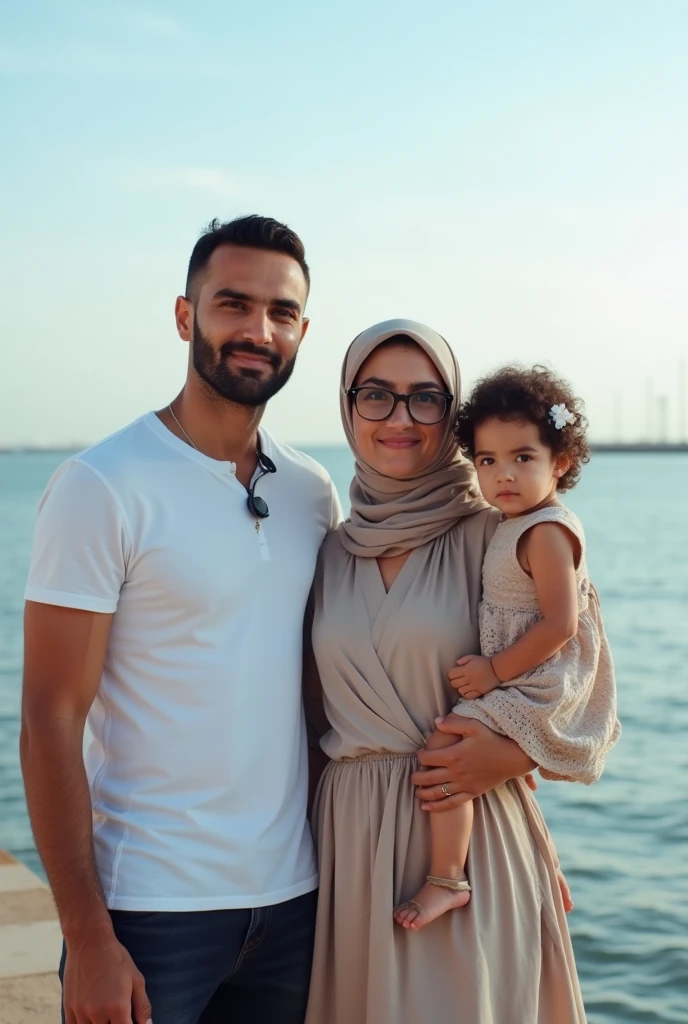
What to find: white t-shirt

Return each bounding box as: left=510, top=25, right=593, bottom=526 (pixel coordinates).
left=25, top=412, right=341, bottom=911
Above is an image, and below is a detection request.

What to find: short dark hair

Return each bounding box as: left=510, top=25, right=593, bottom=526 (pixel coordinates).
left=185, top=214, right=310, bottom=300
left=456, top=365, right=590, bottom=491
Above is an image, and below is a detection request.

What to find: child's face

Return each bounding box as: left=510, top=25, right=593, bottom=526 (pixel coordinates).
left=473, top=417, right=570, bottom=517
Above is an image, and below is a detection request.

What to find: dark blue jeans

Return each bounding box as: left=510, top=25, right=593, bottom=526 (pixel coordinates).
left=59, top=889, right=317, bottom=1024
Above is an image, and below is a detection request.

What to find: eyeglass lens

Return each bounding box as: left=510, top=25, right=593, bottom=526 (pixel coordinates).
left=354, top=387, right=449, bottom=424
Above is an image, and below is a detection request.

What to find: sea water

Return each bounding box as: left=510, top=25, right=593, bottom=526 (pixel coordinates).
left=1, top=449, right=687, bottom=1023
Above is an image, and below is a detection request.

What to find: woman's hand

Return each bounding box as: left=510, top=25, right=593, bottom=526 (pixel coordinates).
left=411, top=715, right=537, bottom=811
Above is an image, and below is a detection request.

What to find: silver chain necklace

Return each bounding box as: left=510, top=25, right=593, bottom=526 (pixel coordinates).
left=167, top=403, right=268, bottom=530
left=167, top=406, right=271, bottom=534
left=167, top=404, right=262, bottom=462
left=167, top=404, right=200, bottom=451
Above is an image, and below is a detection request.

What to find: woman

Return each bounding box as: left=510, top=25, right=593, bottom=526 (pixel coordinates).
left=304, top=320, right=586, bottom=1023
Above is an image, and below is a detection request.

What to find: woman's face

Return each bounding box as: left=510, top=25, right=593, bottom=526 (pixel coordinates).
left=351, top=342, right=449, bottom=479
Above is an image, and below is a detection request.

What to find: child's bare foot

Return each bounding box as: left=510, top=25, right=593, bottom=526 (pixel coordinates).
left=557, top=868, right=574, bottom=913
left=393, top=875, right=471, bottom=930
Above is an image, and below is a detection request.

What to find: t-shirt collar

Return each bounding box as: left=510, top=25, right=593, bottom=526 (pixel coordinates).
left=143, top=410, right=273, bottom=483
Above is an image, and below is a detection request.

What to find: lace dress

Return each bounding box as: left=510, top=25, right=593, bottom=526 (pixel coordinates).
left=454, top=504, right=620, bottom=783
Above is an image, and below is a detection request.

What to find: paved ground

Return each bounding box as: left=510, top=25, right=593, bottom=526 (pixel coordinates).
left=0, top=850, right=61, bottom=1023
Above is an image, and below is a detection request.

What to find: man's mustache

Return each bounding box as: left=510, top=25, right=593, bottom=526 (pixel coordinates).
left=218, top=341, right=281, bottom=369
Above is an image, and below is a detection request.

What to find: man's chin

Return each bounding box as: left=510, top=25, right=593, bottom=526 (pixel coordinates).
left=227, top=367, right=263, bottom=381
left=204, top=378, right=281, bottom=407
left=194, top=356, right=296, bottom=407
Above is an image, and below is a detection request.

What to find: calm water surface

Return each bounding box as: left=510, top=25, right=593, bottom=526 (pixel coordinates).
left=1, top=449, right=687, bottom=1022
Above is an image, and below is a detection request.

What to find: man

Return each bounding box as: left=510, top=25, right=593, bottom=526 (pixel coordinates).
left=21, top=215, right=340, bottom=1024
left=21, top=214, right=538, bottom=1024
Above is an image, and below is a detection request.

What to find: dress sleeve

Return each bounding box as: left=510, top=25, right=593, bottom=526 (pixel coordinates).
left=24, top=460, right=129, bottom=613
left=484, top=506, right=501, bottom=545
left=302, top=588, right=330, bottom=750
left=328, top=478, right=344, bottom=530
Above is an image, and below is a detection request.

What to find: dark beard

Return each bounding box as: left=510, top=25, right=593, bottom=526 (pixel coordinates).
left=192, top=320, right=297, bottom=407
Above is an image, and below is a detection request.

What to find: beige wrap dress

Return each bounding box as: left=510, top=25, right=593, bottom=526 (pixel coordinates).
left=305, top=509, right=586, bottom=1024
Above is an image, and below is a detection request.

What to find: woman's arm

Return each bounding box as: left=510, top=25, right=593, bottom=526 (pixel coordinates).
left=303, top=645, right=330, bottom=811
left=411, top=716, right=537, bottom=811
left=450, top=522, right=579, bottom=699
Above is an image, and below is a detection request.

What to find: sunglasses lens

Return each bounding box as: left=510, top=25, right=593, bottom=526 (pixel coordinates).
left=251, top=495, right=269, bottom=518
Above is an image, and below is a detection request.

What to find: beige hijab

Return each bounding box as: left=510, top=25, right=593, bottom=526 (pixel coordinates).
left=339, top=318, right=487, bottom=558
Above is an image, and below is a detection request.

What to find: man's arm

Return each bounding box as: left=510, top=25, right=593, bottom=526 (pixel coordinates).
left=21, top=602, right=151, bottom=1024
left=411, top=715, right=537, bottom=811
left=21, top=602, right=113, bottom=936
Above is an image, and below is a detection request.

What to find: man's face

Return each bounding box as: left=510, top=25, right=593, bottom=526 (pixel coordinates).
left=176, top=245, right=310, bottom=407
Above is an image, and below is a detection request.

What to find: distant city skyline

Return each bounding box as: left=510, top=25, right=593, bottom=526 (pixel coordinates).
left=1, top=1, right=688, bottom=447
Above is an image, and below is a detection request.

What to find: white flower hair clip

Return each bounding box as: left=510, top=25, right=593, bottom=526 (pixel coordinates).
left=550, top=403, right=576, bottom=430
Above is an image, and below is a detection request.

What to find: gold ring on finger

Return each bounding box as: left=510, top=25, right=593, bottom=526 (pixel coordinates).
left=441, top=783, right=450, bottom=797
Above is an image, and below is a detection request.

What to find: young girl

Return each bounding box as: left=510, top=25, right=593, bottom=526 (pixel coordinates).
left=394, top=364, right=621, bottom=931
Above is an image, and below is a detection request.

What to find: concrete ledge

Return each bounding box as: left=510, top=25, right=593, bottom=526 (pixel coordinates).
left=0, top=920, right=63, bottom=979
left=0, top=862, right=49, bottom=894
left=0, top=851, right=60, bottom=1020
left=0, top=889, right=58, bottom=927
left=0, top=974, right=62, bottom=1024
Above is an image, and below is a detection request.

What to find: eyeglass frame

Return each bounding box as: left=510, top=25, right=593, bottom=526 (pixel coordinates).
left=346, top=386, right=454, bottom=425
left=247, top=448, right=277, bottom=519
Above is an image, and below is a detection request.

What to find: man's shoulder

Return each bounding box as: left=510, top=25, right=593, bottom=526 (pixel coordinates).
left=69, top=414, right=158, bottom=481
left=265, top=433, right=335, bottom=493
left=37, top=416, right=160, bottom=511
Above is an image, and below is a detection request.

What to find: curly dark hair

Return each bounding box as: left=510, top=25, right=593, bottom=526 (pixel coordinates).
left=456, top=365, right=590, bottom=491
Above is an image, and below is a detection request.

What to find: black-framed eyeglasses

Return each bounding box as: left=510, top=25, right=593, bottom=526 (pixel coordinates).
left=247, top=448, right=277, bottom=519
left=347, top=386, right=453, bottom=425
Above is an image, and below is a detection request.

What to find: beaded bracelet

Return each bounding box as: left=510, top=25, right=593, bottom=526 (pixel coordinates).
left=489, top=657, right=505, bottom=684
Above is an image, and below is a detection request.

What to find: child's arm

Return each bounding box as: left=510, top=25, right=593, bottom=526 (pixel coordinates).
left=450, top=522, right=579, bottom=700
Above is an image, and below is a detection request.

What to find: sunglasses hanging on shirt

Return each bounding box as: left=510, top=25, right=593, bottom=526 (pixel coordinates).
left=247, top=448, right=276, bottom=519
left=166, top=404, right=275, bottom=520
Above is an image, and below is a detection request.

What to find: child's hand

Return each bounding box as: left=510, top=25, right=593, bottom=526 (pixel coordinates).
left=448, top=655, right=500, bottom=700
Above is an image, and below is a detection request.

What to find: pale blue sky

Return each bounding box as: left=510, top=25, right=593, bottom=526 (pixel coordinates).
left=1, top=1, right=687, bottom=446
